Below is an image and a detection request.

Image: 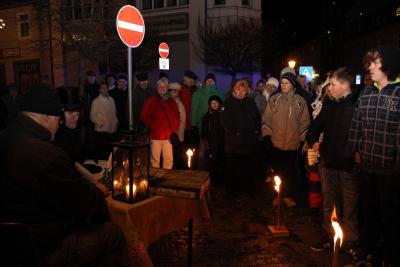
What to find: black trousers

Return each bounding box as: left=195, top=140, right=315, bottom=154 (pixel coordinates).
left=359, top=171, right=400, bottom=266
left=271, top=148, right=298, bottom=198
left=225, top=153, right=257, bottom=196
left=45, top=222, right=130, bottom=267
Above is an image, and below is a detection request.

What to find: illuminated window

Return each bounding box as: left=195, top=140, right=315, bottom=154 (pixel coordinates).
left=17, top=13, right=30, bottom=38
left=396, top=7, right=400, bottom=16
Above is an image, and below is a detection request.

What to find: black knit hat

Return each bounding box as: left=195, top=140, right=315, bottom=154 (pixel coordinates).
left=184, top=70, right=198, bottom=80
left=57, top=87, right=82, bottom=112
left=205, top=73, right=216, bottom=82
left=377, top=47, right=400, bottom=76
left=136, top=72, right=148, bottom=81
left=281, top=72, right=297, bottom=87
left=208, top=95, right=222, bottom=105
left=20, top=84, right=62, bottom=116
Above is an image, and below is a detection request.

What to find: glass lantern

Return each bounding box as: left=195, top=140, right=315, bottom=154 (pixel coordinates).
left=111, top=133, right=150, bottom=203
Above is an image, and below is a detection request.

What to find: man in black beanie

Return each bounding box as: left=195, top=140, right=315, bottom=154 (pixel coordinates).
left=0, top=84, right=130, bottom=267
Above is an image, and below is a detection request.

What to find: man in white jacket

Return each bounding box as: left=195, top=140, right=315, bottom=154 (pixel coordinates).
left=90, top=82, right=118, bottom=160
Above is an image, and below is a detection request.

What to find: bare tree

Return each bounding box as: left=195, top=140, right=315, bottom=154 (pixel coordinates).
left=197, top=17, right=262, bottom=81
left=33, top=0, right=160, bottom=87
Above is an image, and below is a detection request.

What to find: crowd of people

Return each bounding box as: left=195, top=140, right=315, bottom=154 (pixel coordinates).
left=0, top=46, right=399, bottom=266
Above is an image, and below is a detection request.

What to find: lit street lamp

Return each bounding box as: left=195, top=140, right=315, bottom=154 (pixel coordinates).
left=288, top=60, right=296, bottom=69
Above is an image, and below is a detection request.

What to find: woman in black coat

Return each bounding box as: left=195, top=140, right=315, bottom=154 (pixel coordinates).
left=220, top=79, right=261, bottom=198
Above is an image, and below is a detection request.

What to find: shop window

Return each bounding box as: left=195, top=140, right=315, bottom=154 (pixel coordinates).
left=154, top=0, right=164, bottom=9
left=143, top=0, right=152, bottom=10
left=167, top=0, right=177, bottom=7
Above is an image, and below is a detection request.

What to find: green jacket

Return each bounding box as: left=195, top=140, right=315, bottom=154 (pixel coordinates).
left=190, top=85, right=225, bottom=131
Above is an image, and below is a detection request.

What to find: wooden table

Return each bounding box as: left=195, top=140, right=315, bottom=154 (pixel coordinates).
left=107, top=195, right=210, bottom=267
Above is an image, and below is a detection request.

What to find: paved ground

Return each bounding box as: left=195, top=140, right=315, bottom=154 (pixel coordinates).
left=148, top=182, right=355, bottom=267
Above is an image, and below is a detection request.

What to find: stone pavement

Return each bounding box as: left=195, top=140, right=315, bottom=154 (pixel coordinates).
left=148, top=182, right=356, bottom=267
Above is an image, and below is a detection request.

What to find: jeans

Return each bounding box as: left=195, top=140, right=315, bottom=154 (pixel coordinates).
left=359, top=171, right=400, bottom=265
left=45, top=222, right=130, bottom=267
left=321, top=168, right=360, bottom=248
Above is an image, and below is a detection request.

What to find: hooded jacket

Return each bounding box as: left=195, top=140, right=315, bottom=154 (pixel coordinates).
left=262, top=90, right=310, bottom=150
left=190, top=85, right=225, bottom=131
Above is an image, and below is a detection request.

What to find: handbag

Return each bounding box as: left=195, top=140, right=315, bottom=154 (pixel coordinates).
left=158, top=99, right=180, bottom=147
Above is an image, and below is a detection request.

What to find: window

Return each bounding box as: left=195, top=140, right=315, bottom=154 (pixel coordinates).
left=142, top=0, right=152, bottom=10
left=154, top=0, right=164, bottom=9
left=242, top=0, right=250, bottom=6
left=17, top=13, right=30, bottom=38
left=167, top=0, right=177, bottom=7
left=396, top=7, right=400, bottom=17
left=215, top=0, right=225, bottom=5
left=179, top=0, right=189, bottom=5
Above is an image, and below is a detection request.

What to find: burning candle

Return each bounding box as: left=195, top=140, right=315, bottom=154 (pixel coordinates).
left=139, top=180, right=148, bottom=193
left=125, top=183, right=137, bottom=200
left=113, top=179, right=120, bottom=190
left=273, top=176, right=282, bottom=227
left=331, top=206, right=343, bottom=267
left=186, top=149, right=195, bottom=168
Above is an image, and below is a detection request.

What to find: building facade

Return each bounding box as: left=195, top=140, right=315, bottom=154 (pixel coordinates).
left=0, top=0, right=261, bottom=94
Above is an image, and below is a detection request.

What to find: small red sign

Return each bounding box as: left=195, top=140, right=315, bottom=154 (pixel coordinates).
left=159, top=42, right=169, bottom=58
left=116, top=5, right=145, bottom=48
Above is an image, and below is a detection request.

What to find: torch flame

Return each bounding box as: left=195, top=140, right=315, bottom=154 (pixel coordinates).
left=273, top=176, right=281, bottom=193
left=331, top=206, right=343, bottom=250
left=186, top=149, right=195, bottom=168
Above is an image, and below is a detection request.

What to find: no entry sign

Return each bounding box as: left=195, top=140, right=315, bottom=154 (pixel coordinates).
left=159, top=42, right=169, bottom=58
left=116, top=5, right=145, bottom=48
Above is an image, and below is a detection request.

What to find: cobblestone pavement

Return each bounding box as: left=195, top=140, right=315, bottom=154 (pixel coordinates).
left=148, top=182, right=355, bottom=267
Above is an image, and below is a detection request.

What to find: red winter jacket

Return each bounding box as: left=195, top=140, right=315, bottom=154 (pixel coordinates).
left=180, top=83, right=192, bottom=130
left=140, top=95, right=180, bottom=140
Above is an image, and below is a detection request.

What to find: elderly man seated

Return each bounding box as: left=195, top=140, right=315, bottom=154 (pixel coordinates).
left=0, top=84, right=130, bottom=267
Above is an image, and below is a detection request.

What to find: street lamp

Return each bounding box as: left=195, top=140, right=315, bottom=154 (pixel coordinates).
left=288, top=60, right=296, bottom=69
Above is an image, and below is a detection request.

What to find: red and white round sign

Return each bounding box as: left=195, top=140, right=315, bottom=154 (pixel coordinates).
left=159, top=42, right=169, bottom=58
left=116, top=5, right=145, bottom=48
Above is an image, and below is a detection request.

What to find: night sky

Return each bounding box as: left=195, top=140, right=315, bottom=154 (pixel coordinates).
left=262, top=0, right=359, bottom=47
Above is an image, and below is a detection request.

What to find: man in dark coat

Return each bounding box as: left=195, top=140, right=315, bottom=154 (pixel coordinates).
left=54, top=86, right=85, bottom=163
left=220, top=79, right=261, bottom=198
left=110, top=75, right=129, bottom=131
left=132, top=72, right=154, bottom=130
left=0, top=85, right=129, bottom=267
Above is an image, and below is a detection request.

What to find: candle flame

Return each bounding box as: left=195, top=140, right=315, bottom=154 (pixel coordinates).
left=274, top=176, right=281, bottom=193
left=186, top=149, right=195, bottom=168
left=125, top=183, right=137, bottom=199
left=331, top=205, right=343, bottom=250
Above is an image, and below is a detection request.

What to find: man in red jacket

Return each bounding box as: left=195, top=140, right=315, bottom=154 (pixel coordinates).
left=140, top=78, right=180, bottom=169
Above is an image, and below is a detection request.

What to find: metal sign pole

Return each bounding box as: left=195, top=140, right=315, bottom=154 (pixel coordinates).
left=128, top=46, right=133, bottom=131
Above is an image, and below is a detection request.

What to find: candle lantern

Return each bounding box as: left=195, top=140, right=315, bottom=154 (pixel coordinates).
left=111, top=133, right=150, bottom=203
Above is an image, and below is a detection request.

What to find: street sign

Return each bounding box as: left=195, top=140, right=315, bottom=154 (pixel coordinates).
left=159, top=58, right=169, bottom=70
left=299, top=66, right=313, bottom=80
left=116, top=5, right=145, bottom=48
left=159, top=42, right=169, bottom=58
